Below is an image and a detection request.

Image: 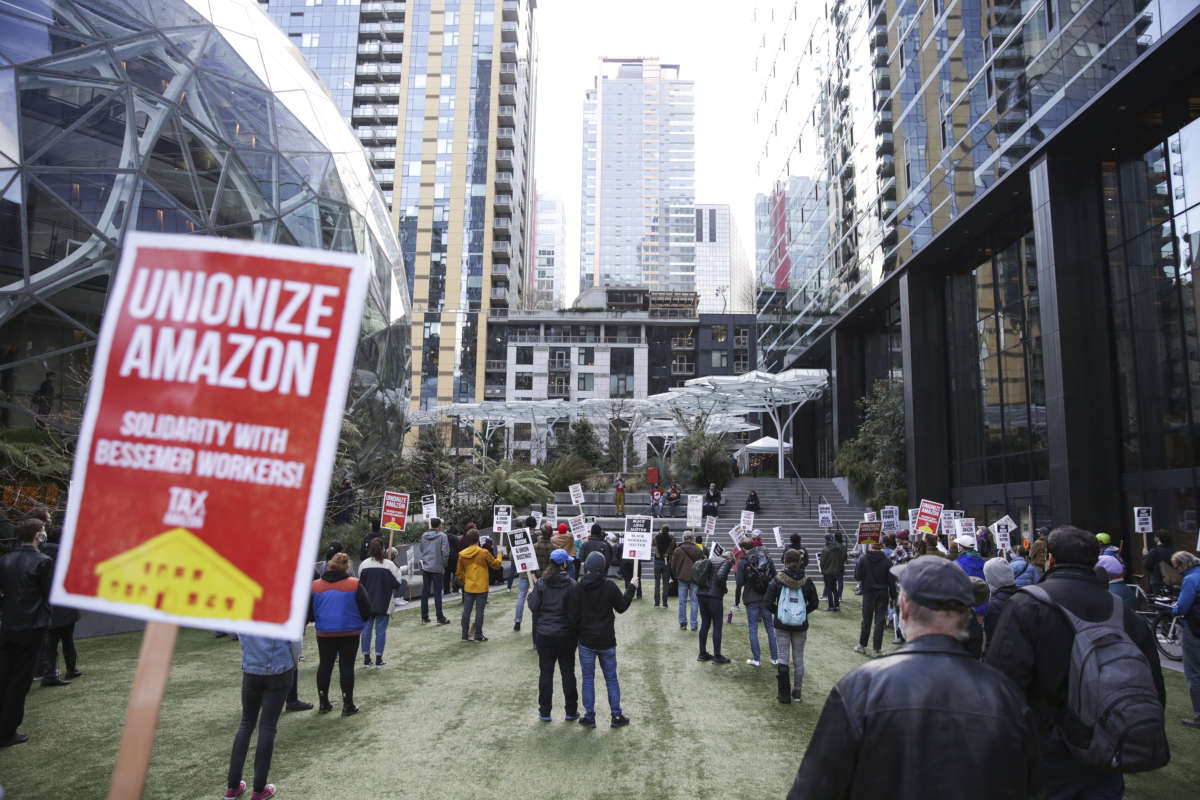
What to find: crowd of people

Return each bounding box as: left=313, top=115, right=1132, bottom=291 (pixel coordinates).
left=3, top=497, right=1198, bottom=800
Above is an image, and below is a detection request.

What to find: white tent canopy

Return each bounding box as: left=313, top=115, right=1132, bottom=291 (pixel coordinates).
left=736, top=436, right=793, bottom=455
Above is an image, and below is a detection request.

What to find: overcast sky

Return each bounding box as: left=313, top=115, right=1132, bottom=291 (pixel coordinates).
left=531, top=0, right=758, bottom=305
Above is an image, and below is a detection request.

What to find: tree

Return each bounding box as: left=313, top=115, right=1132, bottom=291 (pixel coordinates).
left=672, top=429, right=732, bottom=489
left=402, top=426, right=454, bottom=509
left=468, top=460, right=552, bottom=507
left=551, top=418, right=602, bottom=465
left=833, top=378, right=907, bottom=509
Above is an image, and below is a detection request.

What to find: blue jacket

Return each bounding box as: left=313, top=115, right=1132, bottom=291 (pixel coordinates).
left=1010, top=556, right=1036, bottom=587
left=309, top=570, right=370, bottom=636
left=239, top=634, right=298, bottom=676
left=1172, top=565, right=1200, bottom=618
left=956, top=552, right=987, bottom=613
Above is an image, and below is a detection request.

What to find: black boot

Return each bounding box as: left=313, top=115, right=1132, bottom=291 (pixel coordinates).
left=342, top=692, right=360, bottom=716
left=776, top=664, right=792, bottom=704
left=318, top=691, right=333, bottom=714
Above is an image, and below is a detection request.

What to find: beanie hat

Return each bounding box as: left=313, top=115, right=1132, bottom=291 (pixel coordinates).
left=983, top=557, right=1015, bottom=592
left=1097, top=554, right=1124, bottom=579
left=584, top=551, right=606, bottom=575
left=557, top=522, right=568, bottom=534
left=590, top=522, right=604, bottom=537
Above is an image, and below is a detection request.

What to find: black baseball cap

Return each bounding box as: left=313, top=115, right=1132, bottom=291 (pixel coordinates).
left=891, top=556, right=973, bottom=607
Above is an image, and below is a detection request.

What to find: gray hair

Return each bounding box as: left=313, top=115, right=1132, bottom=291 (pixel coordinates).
left=1171, top=551, right=1200, bottom=573
left=899, top=589, right=971, bottom=641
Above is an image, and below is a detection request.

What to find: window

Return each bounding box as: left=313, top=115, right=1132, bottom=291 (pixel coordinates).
left=516, top=347, right=533, bottom=365
left=734, top=351, right=749, bottom=372
left=577, top=373, right=594, bottom=391
left=549, top=375, right=570, bottom=397
left=711, top=351, right=728, bottom=368
left=695, top=208, right=703, bottom=241
left=515, top=374, right=533, bottom=391
left=712, top=325, right=727, bottom=343
left=709, top=209, right=717, bottom=242
left=549, top=348, right=570, bottom=370
left=577, top=347, right=594, bottom=365
left=734, top=327, right=750, bottom=346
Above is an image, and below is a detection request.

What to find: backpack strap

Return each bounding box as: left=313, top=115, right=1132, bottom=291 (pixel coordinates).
left=1019, top=583, right=1120, bottom=632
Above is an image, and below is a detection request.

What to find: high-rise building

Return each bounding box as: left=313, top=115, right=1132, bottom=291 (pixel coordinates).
left=752, top=0, right=1200, bottom=537
left=580, top=57, right=695, bottom=293
left=533, top=194, right=566, bottom=309
left=261, top=0, right=539, bottom=411
left=694, top=204, right=754, bottom=314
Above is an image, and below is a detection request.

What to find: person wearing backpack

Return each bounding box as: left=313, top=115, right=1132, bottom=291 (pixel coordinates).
left=695, top=546, right=734, bottom=664
left=670, top=531, right=704, bottom=631
left=735, top=538, right=779, bottom=667
left=766, top=548, right=819, bottom=703
left=1168, top=550, right=1200, bottom=728
left=986, top=526, right=1167, bottom=797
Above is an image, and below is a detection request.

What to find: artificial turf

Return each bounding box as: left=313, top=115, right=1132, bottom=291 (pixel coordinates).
left=2, top=589, right=1198, bottom=799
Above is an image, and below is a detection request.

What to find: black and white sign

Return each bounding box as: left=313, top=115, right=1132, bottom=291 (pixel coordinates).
left=623, top=515, right=653, bottom=560
left=881, top=506, right=900, bottom=533
left=687, top=495, right=702, bottom=526
left=1134, top=506, right=1153, bottom=534
left=545, top=504, right=558, bottom=527
left=818, top=504, right=833, bottom=529
left=421, top=494, right=437, bottom=522
left=508, top=528, right=539, bottom=574
left=569, top=483, right=585, bottom=506
left=493, top=504, right=512, bottom=534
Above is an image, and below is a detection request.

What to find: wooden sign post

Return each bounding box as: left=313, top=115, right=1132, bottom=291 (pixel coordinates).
left=107, top=621, right=179, bottom=800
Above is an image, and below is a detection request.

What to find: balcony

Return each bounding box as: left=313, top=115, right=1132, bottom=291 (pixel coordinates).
left=360, top=1, right=405, bottom=18
left=548, top=385, right=570, bottom=398
left=501, top=41, right=517, bottom=62
left=494, top=170, right=513, bottom=191
left=364, top=146, right=395, bottom=165
left=484, top=384, right=505, bottom=398
left=352, top=104, right=399, bottom=122
left=876, top=131, right=894, bottom=156
left=493, top=216, right=511, bottom=238
left=356, top=64, right=382, bottom=80
left=488, top=307, right=509, bottom=320
left=381, top=42, right=404, bottom=60
left=492, top=240, right=512, bottom=260
left=358, top=42, right=380, bottom=56
left=500, top=62, right=517, bottom=84
left=495, top=148, right=514, bottom=170
left=490, top=287, right=509, bottom=303
left=670, top=363, right=696, bottom=376
left=496, top=127, right=515, bottom=148
left=501, top=21, right=519, bottom=42
left=670, top=336, right=694, bottom=349
left=733, top=335, right=749, bottom=347
left=548, top=358, right=571, bottom=371
left=491, top=263, right=508, bottom=277
left=485, top=360, right=506, bottom=372
left=494, top=193, right=513, bottom=213
left=497, top=105, right=516, bottom=126
left=380, top=21, right=404, bottom=38
left=499, top=84, right=516, bottom=105
left=502, top=0, right=519, bottom=20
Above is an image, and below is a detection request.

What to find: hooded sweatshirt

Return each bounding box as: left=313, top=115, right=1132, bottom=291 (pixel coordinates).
left=578, top=533, right=614, bottom=572
left=765, top=566, right=820, bottom=631
left=416, top=528, right=449, bottom=572
left=855, top=548, right=892, bottom=594
left=569, top=552, right=636, bottom=650
left=456, top=544, right=502, bottom=594
left=820, top=539, right=848, bottom=575
left=982, top=557, right=1018, bottom=643
left=956, top=549, right=987, bottom=613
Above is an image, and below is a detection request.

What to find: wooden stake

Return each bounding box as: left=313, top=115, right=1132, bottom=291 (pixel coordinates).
left=108, top=621, right=179, bottom=800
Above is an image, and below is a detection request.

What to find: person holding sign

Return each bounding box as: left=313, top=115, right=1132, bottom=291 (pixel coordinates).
left=653, top=525, right=676, bottom=609
left=568, top=551, right=636, bottom=728
left=528, top=550, right=579, bottom=722
left=456, top=530, right=503, bottom=643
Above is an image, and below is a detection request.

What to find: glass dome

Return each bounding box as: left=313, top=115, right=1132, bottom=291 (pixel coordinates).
left=0, top=0, right=410, bottom=445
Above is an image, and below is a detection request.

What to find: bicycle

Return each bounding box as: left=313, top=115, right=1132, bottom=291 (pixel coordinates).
left=1134, top=584, right=1183, bottom=662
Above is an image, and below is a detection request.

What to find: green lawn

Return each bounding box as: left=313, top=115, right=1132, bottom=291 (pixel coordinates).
left=2, top=590, right=1198, bottom=799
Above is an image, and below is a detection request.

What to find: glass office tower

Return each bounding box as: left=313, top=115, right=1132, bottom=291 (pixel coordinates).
left=580, top=57, right=695, bottom=293
left=753, top=0, right=1200, bottom=540
left=261, top=0, right=538, bottom=410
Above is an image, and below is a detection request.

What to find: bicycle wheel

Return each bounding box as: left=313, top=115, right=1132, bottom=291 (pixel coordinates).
left=1154, top=615, right=1184, bottom=662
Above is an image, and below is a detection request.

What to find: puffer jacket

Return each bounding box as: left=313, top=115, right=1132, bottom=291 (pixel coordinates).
left=309, top=570, right=370, bottom=636
left=528, top=572, right=575, bottom=640
left=670, top=541, right=703, bottom=583
left=1010, top=556, right=1036, bottom=587
left=697, top=555, right=733, bottom=598
left=456, top=544, right=501, bottom=594
left=766, top=567, right=820, bottom=631
left=789, top=635, right=1041, bottom=799
left=820, top=541, right=847, bottom=575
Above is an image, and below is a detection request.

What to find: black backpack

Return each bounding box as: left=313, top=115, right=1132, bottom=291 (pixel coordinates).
left=746, top=553, right=772, bottom=595
left=691, top=557, right=713, bottom=587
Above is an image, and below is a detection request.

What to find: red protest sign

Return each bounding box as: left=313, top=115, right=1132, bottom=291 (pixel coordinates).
left=914, top=499, right=944, bottom=538
left=381, top=491, right=410, bottom=532
left=50, top=233, right=367, bottom=639
left=856, top=520, right=883, bottom=546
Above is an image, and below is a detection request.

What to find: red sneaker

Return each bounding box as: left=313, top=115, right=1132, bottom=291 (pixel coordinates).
left=223, top=781, right=246, bottom=799
left=250, top=786, right=276, bottom=800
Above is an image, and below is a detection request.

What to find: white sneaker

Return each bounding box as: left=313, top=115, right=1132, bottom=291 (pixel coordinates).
left=871, top=650, right=883, bottom=658
left=853, top=644, right=866, bottom=655
left=746, top=659, right=760, bottom=667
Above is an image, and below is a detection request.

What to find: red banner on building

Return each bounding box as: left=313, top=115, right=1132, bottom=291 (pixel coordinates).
left=50, top=232, right=367, bottom=639
left=380, top=491, right=410, bottom=532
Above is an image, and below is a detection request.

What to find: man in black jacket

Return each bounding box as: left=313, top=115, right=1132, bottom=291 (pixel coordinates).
left=697, top=549, right=734, bottom=664
left=578, top=523, right=614, bottom=571
left=568, top=552, right=635, bottom=728
left=0, top=518, right=54, bottom=747
left=986, top=526, right=1166, bottom=800
left=854, top=541, right=891, bottom=657
left=790, top=556, right=1041, bottom=799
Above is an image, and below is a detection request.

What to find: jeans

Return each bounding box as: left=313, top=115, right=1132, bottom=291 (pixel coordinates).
left=823, top=573, right=844, bottom=608
left=420, top=571, right=444, bottom=621
left=698, top=595, right=724, bottom=656
left=537, top=636, right=578, bottom=717
left=578, top=644, right=621, bottom=718
left=745, top=602, right=779, bottom=662
left=514, top=575, right=530, bottom=623
left=227, top=670, right=289, bottom=793
left=860, top=591, right=888, bottom=651
left=1183, top=624, right=1200, bottom=716
left=678, top=581, right=698, bottom=627
left=315, top=635, right=358, bottom=698
left=40, top=623, right=78, bottom=678
left=1037, top=737, right=1124, bottom=800
left=462, top=591, right=488, bottom=638
left=649, top=500, right=663, bottom=516
left=0, top=630, right=43, bottom=741
left=360, top=614, right=388, bottom=656
left=775, top=628, right=808, bottom=688
left=653, top=559, right=671, bottom=606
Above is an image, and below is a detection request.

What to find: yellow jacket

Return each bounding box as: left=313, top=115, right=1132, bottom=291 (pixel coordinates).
left=456, top=545, right=501, bottom=594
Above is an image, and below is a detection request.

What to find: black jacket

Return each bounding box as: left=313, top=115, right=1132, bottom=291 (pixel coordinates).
left=984, top=564, right=1166, bottom=738
left=766, top=568, right=820, bottom=631
left=568, top=572, right=635, bottom=650
left=697, top=555, right=733, bottom=598
left=854, top=549, right=891, bottom=594
left=735, top=547, right=775, bottom=605
left=578, top=536, right=614, bottom=572
left=790, top=635, right=1041, bottom=800
left=983, top=584, right=1019, bottom=646
left=528, top=573, right=575, bottom=640
left=0, top=545, right=53, bottom=634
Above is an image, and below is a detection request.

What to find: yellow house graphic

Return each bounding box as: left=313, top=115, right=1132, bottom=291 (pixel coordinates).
left=94, top=528, right=264, bottom=621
